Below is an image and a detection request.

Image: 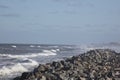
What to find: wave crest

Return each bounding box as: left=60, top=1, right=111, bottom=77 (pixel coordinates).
left=0, top=50, right=57, bottom=58
left=0, top=63, right=28, bottom=76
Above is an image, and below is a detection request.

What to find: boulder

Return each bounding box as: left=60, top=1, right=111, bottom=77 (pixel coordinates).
left=13, top=49, right=120, bottom=80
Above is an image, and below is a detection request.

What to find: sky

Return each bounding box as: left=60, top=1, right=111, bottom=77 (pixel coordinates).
left=0, top=0, right=120, bottom=44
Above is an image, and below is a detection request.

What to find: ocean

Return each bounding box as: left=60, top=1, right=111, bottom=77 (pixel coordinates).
left=0, top=43, right=120, bottom=80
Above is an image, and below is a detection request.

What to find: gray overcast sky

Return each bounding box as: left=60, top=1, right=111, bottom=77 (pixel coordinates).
left=0, top=0, right=120, bottom=44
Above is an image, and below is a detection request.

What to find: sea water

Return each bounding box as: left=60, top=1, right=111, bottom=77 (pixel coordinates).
left=0, top=43, right=120, bottom=80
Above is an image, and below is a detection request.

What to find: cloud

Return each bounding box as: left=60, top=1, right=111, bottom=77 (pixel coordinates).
left=86, top=2, right=94, bottom=8
left=50, top=0, right=95, bottom=14
left=0, top=5, right=9, bottom=8
left=84, top=24, right=120, bottom=32
left=0, top=14, right=20, bottom=17
left=52, top=0, right=82, bottom=7
left=52, top=0, right=94, bottom=8
left=19, top=0, right=28, bottom=3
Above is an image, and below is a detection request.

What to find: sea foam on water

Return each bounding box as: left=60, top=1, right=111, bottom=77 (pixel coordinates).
left=0, top=63, right=28, bottom=76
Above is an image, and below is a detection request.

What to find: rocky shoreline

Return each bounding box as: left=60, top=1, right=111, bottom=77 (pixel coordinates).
left=13, top=49, right=120, bottom=80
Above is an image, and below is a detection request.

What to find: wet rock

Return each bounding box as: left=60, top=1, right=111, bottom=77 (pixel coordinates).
left=19, top=72, right=35, bottom=80
left=20, top=72, right=30, bottom=80
left=13, top=76, right=20, bottom=80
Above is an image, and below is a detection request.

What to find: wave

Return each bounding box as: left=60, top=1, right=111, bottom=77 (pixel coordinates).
left=30, top=45, right=41, bottom=48
left=37, top=46, right=41, bottom=48
left=21, top=59, right=39, bottom=67
left=0, top=63, right=28, bottom=76
left=77, top=44, right=120, bottom=53
left=11, top=45, right=17, bottom=48
left=0, top=50, right=57, bottom=58
left=0, top=49, right=57, bottom=77
left=51, top=49, right=60, bottom=52
left=0, top=58, right=39, bottom=77
left=30, top=45, right=35, bottom=47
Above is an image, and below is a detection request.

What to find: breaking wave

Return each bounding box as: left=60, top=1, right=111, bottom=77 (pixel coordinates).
left=0, top=58, right=39, bottom=78
left=11, top=45, right=17, bottom=48
left=0, top=50, right=57, bottom=58
left=0, top=49, right=58, bottom=79
left=0, top=63, right=28, bottom=76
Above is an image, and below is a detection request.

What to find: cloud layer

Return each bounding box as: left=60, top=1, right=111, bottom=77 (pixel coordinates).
left=0, top=5, right=9, bottom=8
left=0, top=14, right=20, bottom=17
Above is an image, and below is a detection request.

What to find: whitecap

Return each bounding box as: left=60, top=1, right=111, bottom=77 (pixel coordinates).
left=30, top=45, right=35, bottom=47
left=0, top=50, right=57, bottom=58
left=0, top=63, right=28, bottom=76
left=0, top=58, right=39, bottom=78
left=56, top=49, right=60, bottom=51
left=50, top=49, right=60, bottom=52
left=21, top=59, right=39, bottom=67
left=51, top=49, right=57, bottom=52
left=37, top=46, right=41, bottom=48
left=11, top=45, right=16, bottom=48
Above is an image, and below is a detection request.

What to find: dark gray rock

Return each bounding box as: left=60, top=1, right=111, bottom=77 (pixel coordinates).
left=13, top=49, right=120, bottom=80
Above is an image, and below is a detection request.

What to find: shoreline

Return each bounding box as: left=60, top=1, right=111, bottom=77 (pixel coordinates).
left=13, top=49, right=120, bottom=80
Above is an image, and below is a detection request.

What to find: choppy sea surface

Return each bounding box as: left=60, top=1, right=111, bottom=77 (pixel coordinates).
left=0, top=43, right=120, bottom=80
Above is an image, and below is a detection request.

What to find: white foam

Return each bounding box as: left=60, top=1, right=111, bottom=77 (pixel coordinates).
left=52, top=46, right=58, bottom=48
left=42, top=50, right=57, bottom=55
left=37, top=46, right=41, bottom=48
left=0, top=63, right=28, bottom=76
left=78, top=44, right=120, bottom=53
left=11, top=45, right=16, bottom=48
left=50, top=49, right=60, bottom=52
left=0, top=58, right=39, bottom=77
left=0, top=50, right=57, bottom=58
left=51, top=49, right=57, bottom=52
left=22, top=59, right=39, bottom=67
left=30, top=45, right=35, bottom=47
left=56, top=49, right=60, bottom=51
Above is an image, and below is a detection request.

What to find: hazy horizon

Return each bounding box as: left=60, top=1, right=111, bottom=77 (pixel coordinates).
left=0, top=0, right=120, bottom=44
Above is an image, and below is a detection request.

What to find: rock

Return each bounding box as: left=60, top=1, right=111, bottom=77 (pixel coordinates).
left=34, top=71, right=42, bottom=79
left=13, top=49, right=120, bottom=80
left=13, top=76, right=20, bottom=80
left=20, top=72, right=30, bottom=80
left=51, top=61, right=63, bottom=70
left=18, top=72, right=35, bottom=80
left=37, top=64, right=46, bottom=72
left=41, top=75, right=46, bottom=80
left=107, top=71, right=113, bottom=78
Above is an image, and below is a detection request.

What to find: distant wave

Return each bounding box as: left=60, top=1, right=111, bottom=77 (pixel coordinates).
left=0, top=50, right=57, bottom=58
left=77, top=43, right=120, bottom=53
left=37, top=46, right=41, bottom=48
left=30, top=45, right=35, bottom=47
left=51, top=49, right=60, bottom=52
left=11, top=45, right=17, bottom=48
